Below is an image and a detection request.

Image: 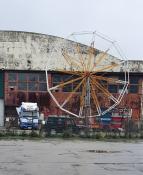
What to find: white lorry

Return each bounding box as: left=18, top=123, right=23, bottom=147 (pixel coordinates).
left=16, top=102, right=39, bottom=129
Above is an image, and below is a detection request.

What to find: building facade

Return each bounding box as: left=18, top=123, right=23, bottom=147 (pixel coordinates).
left=0, top=31, right=142, bottom=126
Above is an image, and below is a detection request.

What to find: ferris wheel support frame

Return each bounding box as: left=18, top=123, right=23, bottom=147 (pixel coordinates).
left=45, top=31, right=129, bottom=119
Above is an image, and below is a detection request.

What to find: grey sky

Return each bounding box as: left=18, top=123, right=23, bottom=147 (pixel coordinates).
left=0, top=0, right=143, bottom=60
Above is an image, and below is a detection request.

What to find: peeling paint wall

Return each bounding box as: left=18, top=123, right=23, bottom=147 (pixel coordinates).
left=128, top=60, right=143, bottom=72
left=0, top=31, right=140, bottom=72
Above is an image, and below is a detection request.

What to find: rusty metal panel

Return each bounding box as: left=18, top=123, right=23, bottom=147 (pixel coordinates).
left=119, top=94, right=141, bottom=109
left=97, top=94, right=110, bottom=108
left=4, top=71, right=51, bottom=108
left=49, top=92, right=79, bottom=116
left=118, top=95, right=128, bottom=108
left=116, top=94, right=141, bottom=121
left=127, top=94, right=141, bottom=109
left=132, top=108, right=140, bottom=121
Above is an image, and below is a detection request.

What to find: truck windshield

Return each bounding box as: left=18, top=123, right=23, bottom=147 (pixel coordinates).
left=22, top=116, right=38, bottom=118
left=22, top=111, right=38, bottom=116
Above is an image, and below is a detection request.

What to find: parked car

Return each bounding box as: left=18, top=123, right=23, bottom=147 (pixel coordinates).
left=45, top=116, right=77, bottom=133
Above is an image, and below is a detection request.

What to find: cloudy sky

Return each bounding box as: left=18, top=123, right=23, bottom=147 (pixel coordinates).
left=0, top=0, right=143, bottom=60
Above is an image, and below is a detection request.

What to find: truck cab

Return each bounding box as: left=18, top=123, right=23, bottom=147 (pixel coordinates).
left=16, top=102, right=39, bottom=129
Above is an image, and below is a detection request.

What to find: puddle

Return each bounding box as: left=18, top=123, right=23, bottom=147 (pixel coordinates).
left=87, top=150, right=121, bottom=153
left=72, top=164, right=81, bottom=167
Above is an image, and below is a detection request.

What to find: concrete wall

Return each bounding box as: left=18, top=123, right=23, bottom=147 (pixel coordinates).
left=128, top=60, right=143, bottom=72
left=0, top=99, right=4, bottom=126
left=0, top=30, right=138, bottom=72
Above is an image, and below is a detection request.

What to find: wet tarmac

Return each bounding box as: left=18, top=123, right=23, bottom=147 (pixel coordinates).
left=0, top=139, right=143, bottom=175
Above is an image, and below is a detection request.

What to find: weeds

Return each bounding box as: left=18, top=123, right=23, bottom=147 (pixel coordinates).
left=63, top=129, right=73, bottom=138
left=0, top=129, right=143, bottom=140
left=29, top=131, right=39, bottom=137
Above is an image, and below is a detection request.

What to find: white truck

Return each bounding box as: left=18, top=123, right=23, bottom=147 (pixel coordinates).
left=16, top=102, right=39, bottom=129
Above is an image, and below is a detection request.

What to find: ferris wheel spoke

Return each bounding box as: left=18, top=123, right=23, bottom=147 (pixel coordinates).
left=61, top=77, right=85, bottom=107
left=95, top=48, right=110, bottom=65
left=87, top=46, right=95, bottom=71
left=57, top=69, right=82, bottom=76
left=87, top=34, right=96, bottom=71
left=62, top=50, right=82, bottom=70
left=91, top=77, right=118, bottom=103
left=93, top=59, right=126, bottom=73
left=90, top=48, right=110, bottom=72
left=62, top=51, right=73, bottom=67
left=93, top=62, right=120, bottom=73
left=94, top=75, right=127, bottom=85
left=90, top=82, right=102, bottom=115
left=49, top=76, right=84, bottom=91
left=75, top=44, right=86, bottom=71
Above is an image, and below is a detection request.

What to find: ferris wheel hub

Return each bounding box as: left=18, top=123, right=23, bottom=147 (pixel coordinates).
left=84, top=71, right=91, bottom=77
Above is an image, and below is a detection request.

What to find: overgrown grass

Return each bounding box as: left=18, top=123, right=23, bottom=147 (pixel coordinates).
left=0, top=129, right=143, bottom=140
left=62, top=129, right=73, bottom=138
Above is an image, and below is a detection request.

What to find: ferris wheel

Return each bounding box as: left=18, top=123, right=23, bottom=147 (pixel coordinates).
left=46, top=31, right=129, bottom=119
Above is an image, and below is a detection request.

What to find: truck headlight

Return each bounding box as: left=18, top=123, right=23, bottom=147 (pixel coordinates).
left=21, top=118, right=28, bottom=123
left=42, top=120, right=45, bottom=125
